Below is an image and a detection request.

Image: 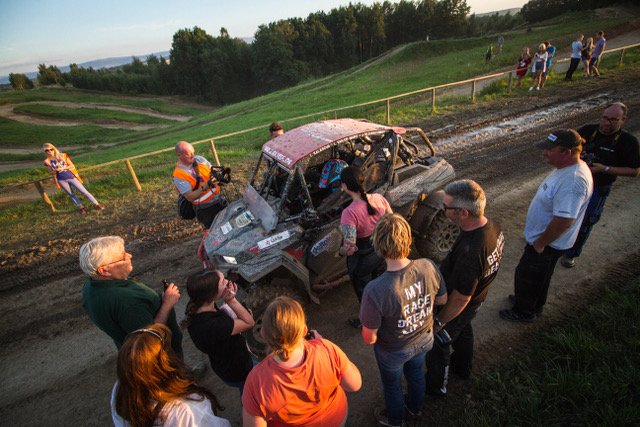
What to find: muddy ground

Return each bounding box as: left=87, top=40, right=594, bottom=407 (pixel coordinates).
left=1, top=65, right=640, bottom=426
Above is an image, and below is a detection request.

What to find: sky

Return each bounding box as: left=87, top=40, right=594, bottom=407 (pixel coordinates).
left=0, top=0, right=527, bottom=76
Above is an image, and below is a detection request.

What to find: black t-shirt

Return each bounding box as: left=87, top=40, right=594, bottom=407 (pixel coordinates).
left=438, top=219, right=504, bottom=307
left=188, top=309, right=253, bottom=383
left=578, top=124, right=640, bottom=187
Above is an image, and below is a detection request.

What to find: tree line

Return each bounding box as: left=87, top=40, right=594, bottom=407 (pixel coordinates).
left=14, top=0, right=624, bottom=102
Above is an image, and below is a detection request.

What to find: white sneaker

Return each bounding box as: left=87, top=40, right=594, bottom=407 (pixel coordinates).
left=529, top=87, right=533, bottom=91
left=536, top=87, right=540, bottom=91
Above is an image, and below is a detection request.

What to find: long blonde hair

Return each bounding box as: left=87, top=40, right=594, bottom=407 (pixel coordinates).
left=42, top=143, right=64, bottom=163
left=115, top=323, right=224, bottom=426
left=262, top=297, right=306, bottom=362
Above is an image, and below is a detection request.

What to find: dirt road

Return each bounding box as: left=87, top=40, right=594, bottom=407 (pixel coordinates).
left=1, top=69, right=640, bottom=426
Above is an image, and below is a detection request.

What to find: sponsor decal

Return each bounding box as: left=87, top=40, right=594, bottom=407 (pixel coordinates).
left=220, top=222, right=232, bottom=235
left=257, top=230, right=291, bottom=250
left=310, top=233, right=332, bottom=256
left=263, top=146, right=294, bottom=167
left=235, top=211, right=254, bottom=228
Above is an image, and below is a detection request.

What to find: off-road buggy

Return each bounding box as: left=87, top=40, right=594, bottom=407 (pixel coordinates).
left=203, top=118, right=458, bottom=351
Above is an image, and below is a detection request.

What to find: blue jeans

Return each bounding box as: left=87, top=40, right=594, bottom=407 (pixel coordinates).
left=565, top=185, right=612, bottom=258
left=374, top=334, right=433, bottom=425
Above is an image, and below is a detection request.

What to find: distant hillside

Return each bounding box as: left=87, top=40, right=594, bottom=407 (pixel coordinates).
left=0, top=51, right=171, bottom=85
left=475, top=7, right=521, bottom=17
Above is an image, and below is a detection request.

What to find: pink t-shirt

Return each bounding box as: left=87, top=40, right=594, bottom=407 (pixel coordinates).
left=341, top=193, right=391, bottom=238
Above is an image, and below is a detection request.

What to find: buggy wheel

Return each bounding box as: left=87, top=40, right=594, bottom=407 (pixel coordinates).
left=414, top=209, right=459, bottom=263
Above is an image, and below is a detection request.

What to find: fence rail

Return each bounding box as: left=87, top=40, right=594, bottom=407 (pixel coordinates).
left=1, top=41, right=639, bottom=211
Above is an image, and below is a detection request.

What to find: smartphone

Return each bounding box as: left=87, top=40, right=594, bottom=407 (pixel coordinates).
left=162, top=279, right=169, bottom=291
left=304, top=329, right=315, bottom=340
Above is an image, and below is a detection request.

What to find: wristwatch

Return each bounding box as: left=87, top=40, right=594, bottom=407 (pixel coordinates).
left=434, top=317, right=445, bottom=327
left=604, top=166, right=610, bottom=174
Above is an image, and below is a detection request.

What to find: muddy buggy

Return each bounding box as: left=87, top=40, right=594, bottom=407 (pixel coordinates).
left=203, top=118, right=458, bottom=353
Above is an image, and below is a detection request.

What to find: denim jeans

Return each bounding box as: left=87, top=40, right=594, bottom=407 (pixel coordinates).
left=58, top=178, right=98, bottom=207
left=565, top=185, right=612, bottom=258
left=374, top=334, right=433, bottom=425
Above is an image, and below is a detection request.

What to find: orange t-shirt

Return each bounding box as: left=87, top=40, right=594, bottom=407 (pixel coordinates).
left=241, top=339, right=349, bottom=426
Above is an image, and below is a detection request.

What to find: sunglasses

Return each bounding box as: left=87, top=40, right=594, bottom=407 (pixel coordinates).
left=44, top=149, right=54, bottom=152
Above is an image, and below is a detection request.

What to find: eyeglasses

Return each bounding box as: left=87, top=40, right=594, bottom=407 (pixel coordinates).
left=100, top=252, right=128, bottom=268
left=601, top=116, right=620, bottom=123
left=44, top=149, right=54, bottom=152
left=442, top=203, right=462, bottom=211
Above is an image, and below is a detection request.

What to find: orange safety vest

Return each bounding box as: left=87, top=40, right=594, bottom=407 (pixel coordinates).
left=172, top=160, right=220, bottom=205
left=44, top=153, right=82, bottom=189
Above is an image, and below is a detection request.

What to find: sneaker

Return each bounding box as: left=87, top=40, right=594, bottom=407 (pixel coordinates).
left=348, top=318, right=362, bottom=329
left=536, top=86, right=540, bottom=91
left=561, top=255, right=575, bottom=268
left=96, top=204, right=104, bottom=210
left=508, top=295, right=542, bottom=316
left=499, top=308, right=536, bottom=323
left=374, top=406, right=402, bottom=427
left=404, top=404, right=423, bottom=422
left=79, top=207, right=86, bottom=214
left=529, top=87, right=533, bottom=91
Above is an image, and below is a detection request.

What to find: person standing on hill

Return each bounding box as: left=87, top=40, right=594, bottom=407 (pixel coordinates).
left=581, top=37, right=594, bottom=76
left=539, top=40, right=555, bottom=88
left=497, top=34, right=504, bottom=53
left=515, top=47, right=532, bottom=88
left=565, top=34, right=584, bottom=81
left=485, top=44, right=494, bottom=63
left=43, top=143, right=103, bottom=214
left=561, top=102, right=640, bottom=268
left=529, top=44, right=548, bottom=91
left=173, top=141, right=226, bottom=229
left=590, top=31, right=606, bottom=77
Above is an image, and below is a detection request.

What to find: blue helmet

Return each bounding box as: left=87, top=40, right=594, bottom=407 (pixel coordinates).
left=319, top=159, right=348, bottom=192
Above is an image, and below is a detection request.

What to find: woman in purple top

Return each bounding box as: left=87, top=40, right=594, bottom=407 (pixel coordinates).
left=339, top=165, right=392, bottom=328
left=43, top=143, right=103, bottom=214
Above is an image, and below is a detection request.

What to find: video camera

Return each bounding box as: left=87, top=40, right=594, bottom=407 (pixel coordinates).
left=580, top=152, right=599, bottom=167
left=208, top=165, right=232, bottom=186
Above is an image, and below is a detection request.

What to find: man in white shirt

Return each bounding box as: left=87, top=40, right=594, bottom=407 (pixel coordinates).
left=500, top=129, right=593, bottom=322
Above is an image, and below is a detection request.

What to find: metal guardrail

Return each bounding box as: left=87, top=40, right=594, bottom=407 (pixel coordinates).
left=2, top=41, right=639, bottom=211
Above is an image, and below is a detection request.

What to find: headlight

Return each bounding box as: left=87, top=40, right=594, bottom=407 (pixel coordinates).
left=222, top=256, right=237, bottom=264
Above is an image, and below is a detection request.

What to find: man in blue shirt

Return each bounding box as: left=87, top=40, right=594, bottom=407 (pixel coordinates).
left=540, top=41, right=555, bottom=89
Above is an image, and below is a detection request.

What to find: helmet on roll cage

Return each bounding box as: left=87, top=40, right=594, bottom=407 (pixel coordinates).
left=318, top=159, right=348, bottom=192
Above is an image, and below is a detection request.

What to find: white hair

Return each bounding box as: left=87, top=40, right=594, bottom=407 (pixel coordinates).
left=79, top=236, right=124, bottom=276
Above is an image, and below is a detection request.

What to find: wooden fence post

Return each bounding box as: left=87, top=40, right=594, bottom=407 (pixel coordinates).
left=125, top=159, right=142, bottom=191
left=334, top=111, right=337, bottom=119
left=35, top=181, right=55, bottom=212
left=619, top=48, right=625, bottom=65
left=431, top=88, right=436, bottom=113
left=471, top=80, right=476, bottom=102
left=508, top=72, right=513, bottom=94
left=209, top=139, right=221, bottom=166
left=386, top=99, right=391, bottom=125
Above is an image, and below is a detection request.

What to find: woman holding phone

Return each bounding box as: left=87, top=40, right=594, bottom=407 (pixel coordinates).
left=181, top=269, right=255, bottom=397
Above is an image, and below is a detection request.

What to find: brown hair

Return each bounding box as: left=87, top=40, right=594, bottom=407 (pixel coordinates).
left=269, top=122, right=283, bottom=133
left=115, top=324, right=223, bottom=426
left=373, top=213, right=411, bottom=260
left=261, top=296, right=306, bottom=362
left=340, top=166, right=376, bottom=215
left=181, top=269, right=221, bottom=329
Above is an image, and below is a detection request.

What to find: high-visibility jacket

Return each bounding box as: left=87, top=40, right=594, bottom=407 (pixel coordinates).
left=44, top=153, right=82, bottom=189
left=173, top=160, right=220, bottom=205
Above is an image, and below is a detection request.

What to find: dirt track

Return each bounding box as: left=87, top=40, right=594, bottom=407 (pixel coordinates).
left=1, top=61, right=640, bottom=427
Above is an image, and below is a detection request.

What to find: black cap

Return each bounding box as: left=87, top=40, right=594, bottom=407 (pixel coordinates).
left=535, top=129, right=584, bottom=149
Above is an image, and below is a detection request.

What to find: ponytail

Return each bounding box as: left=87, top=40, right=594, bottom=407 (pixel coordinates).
left=181, top=269, right=221, bottom=329
left=361, top=191, right=376, bottom=215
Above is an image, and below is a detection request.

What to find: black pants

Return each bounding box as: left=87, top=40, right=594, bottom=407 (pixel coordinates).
left=195, top=200, right=226, bottom=229
left=513, top=244, right=563, bottom=317
left=425, top=303, right=481, bottom=395
left=347, top=237, right=383, bottom=302
left=565, top=58, right=581, bottom=80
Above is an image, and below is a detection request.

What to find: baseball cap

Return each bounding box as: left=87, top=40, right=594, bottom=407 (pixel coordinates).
left=535, top=129, right=584, bottom=149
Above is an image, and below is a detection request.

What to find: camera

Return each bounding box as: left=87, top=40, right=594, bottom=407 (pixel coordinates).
left=209, top=165, right=232, bottom=186
left=580, top=152, right=598, bottom=167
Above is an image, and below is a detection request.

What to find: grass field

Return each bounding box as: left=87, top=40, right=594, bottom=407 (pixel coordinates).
left=12, top=104, right=176, bottom=124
